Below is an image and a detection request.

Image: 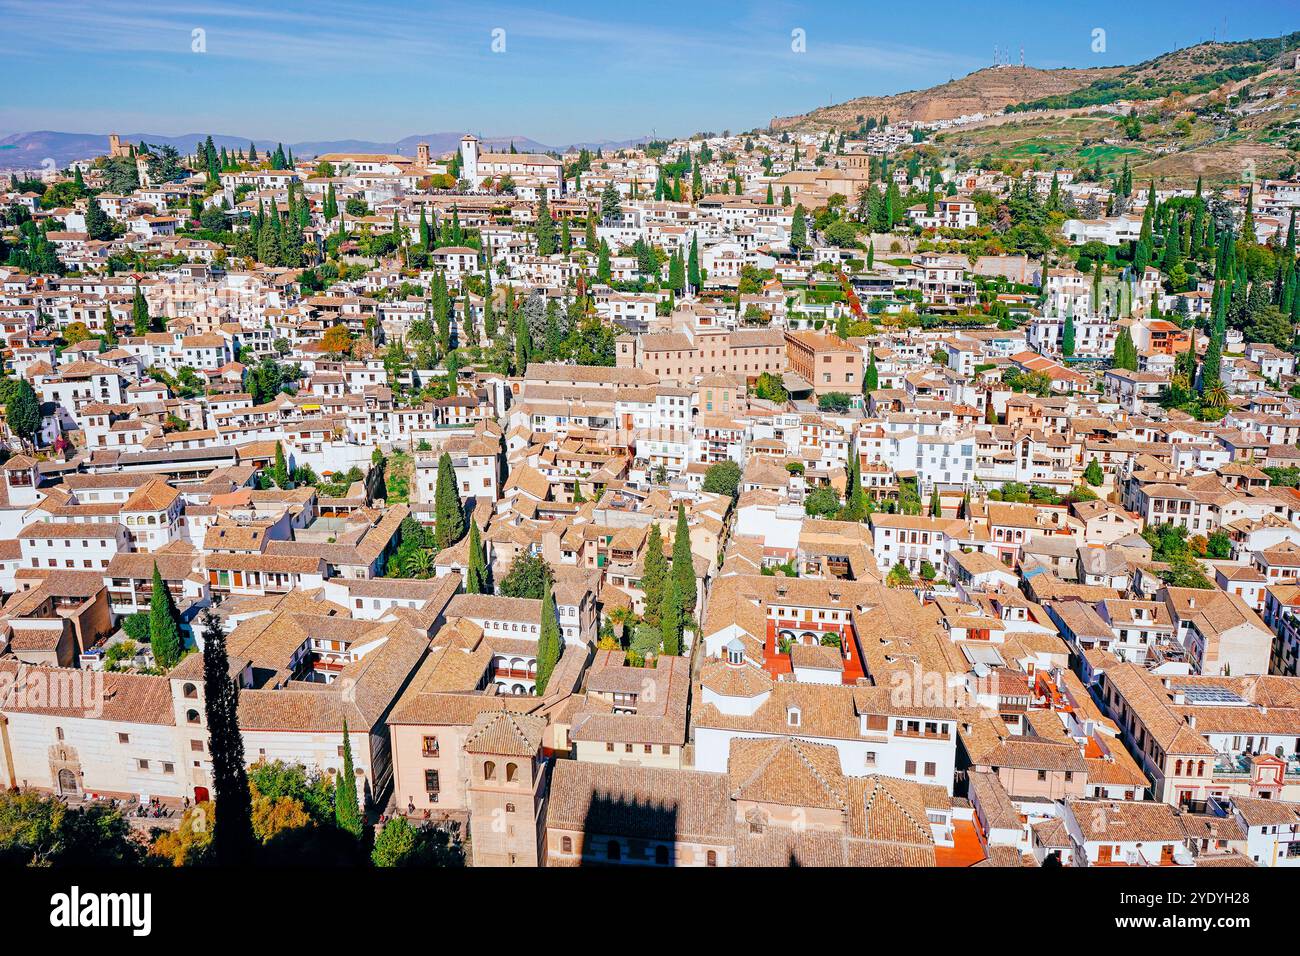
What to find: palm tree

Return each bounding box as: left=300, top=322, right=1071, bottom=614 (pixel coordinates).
left=404, top=548, right=434, bottom=578
left=607, top=606, right=634, bottom=642
left=1203, top=383, right=1229, bottom=410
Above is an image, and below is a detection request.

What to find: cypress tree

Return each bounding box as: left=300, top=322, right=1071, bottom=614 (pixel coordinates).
left=271, top=441, right=289, bottom=489
left=1061, top=311, right=1076, bottom=357
left=534, top=577, right=561, bottom=694
left=791, top=204, right=808, bottom=253
left=148, top=562, right=184, bottom=669
left=535, top=190, right=556, bottom=255
left=434, top=452, right=465, bottom=548
left=660, top=579, right=682, bottom=656
left=929, top=487, right=942, bottom=517
left=670, top=503, right=695, bottom=614
left=334, top=719, right=363, bottom=837
left=132, top=280, right=150, bottom=336
left=466, top=521, right=488, bottom=594
left=200, top=608, right=254, bottom=865
left=641, top=523, right=668, bottom=628
left=687, top=233, right=701, bottom=293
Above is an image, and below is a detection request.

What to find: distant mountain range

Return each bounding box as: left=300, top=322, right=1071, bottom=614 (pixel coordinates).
left=0, top=130, right=654, bottom=170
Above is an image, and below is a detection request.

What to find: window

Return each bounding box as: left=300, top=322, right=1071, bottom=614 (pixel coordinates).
left=706, top=850, right=717, bottom=867
left=505, top=803, right=516, bottom=813
left=118, top=733, right=130, bottom=744
left=425, top=770, right=440, bottom=794
left=506, top=763, right=518, bottom=782
left=924, top=762, right=936, bottom=777
left=484, top=761, right=496, bottom=780
left=561, top=836, right=573, bottom=853
left=905, top=760, right=917, bottom=775
left=422, top=736, right=440, bottom=756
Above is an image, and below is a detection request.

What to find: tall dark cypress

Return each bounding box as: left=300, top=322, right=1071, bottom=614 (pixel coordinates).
left=201, top=609, right=254, bottom=865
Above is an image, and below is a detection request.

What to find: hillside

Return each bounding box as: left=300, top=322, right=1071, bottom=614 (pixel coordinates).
left=1008, top=32, right=1300, bottom=112
left=770, top=65, right=1123, bottom=132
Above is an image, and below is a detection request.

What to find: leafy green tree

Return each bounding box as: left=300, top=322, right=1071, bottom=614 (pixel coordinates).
left=754, top=371, right=788, bottom=403
left=818, top=392, right=852, bottom=413
left=0, top=790, right=142, bottom=866
left=148, top=562, right=184, bottom=669
left=702, top=460, right=741, bottom=499
left=805, top=486, right=841, bottom=518
left=1206, top=531, right=1232, bottom=560
left=334, top=720, right=362, bottom=837
left=863, top=350, right=879, bottom=393
left=201, top=608, right=255, bottom=865
left=5, top=379, right=41, bottom=448
left=498, top=550, right=552, bottom=599
left=886, top=562, right=912, bottom=587
left=1084, top=457, right=1104, bottom=486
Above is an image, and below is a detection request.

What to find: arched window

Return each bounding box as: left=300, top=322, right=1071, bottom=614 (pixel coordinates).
left=607, top=840, right=621, bottom=861
left=186, top=709, right=200, bottom=724
left=1174, top=759, right=1183, bottom=775
left=182, top=683, right=197, bottom=699
left=483, top=760, right=496, bottom=780
left=506, top=762, right=518, bottom=782
left=505, top=803, right=516, bottom=813
left=1197, top=760, right=1205, bottom=776
left=706, top=850, right=717, bottom=867
left=561, top=836, right=573, bottom=853
left=655, top=845, right=669, bottom=865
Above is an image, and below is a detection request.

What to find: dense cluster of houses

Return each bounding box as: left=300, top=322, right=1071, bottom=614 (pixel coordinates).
left=1, top=128, right=1299, bottom=869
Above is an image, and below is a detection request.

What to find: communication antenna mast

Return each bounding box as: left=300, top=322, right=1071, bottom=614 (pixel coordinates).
left=1020, top=46, right=1024, bottom=68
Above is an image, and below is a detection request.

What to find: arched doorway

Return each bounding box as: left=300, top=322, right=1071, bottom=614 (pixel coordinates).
left=57, top=768, right=78, bottom=795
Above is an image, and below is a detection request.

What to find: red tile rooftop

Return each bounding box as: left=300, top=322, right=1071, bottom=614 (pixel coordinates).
left=935, top=818, right=987, bottom=867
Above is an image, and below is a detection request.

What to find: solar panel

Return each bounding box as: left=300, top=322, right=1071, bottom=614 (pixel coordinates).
left=1174, top=685, right=1247, bottom=706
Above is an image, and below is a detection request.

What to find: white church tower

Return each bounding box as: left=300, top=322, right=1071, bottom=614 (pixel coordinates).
left=459, top=134, right=481, bottom=188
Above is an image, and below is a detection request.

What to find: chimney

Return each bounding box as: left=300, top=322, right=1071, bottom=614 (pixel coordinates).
left=1187, top=713, right=1196, bottom=728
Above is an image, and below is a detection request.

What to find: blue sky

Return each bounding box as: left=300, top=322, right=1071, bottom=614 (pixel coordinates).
left=0, top=0, right=1291, bottom=146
